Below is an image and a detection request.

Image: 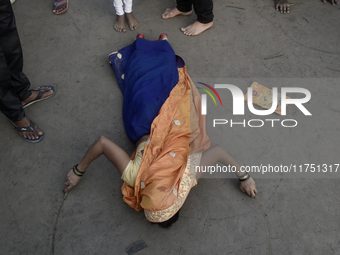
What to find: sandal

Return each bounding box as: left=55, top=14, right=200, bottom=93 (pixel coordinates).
left=10, top=119, right=45, bottom=143
left=22, top=86, right=56, bottom=109
left=53, top=0, right=68, bottom=15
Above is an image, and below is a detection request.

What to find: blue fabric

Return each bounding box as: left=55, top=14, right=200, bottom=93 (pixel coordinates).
left=109, top=39, right=179, bottom=143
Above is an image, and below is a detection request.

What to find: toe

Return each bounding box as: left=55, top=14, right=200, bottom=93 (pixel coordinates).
left=35, top=126, right=43, bottom=136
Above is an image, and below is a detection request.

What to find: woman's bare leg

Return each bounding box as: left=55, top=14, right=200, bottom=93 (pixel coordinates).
left=64, top=136, right=130, bottom=192
left=197, top=145, right=257, bottom=197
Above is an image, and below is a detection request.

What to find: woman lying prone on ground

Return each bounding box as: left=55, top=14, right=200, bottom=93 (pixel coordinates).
left=64, top=34, right=257, bottom=227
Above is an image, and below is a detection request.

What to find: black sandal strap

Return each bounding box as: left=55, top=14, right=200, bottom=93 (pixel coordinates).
left=28, top=88, right=47, bottom=102
left=15, top=120, right=36, bottom=133
left=35, top=89, right=47, bottom=101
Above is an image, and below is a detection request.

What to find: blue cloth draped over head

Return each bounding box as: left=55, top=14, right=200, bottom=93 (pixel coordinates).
left=109, top=39, right=180, bottom=143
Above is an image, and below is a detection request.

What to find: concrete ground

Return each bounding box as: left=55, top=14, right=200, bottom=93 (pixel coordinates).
left=1, top=0, right=340, bottom=254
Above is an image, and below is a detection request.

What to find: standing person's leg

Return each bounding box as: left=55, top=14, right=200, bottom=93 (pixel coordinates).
left=0, top=0, right=46, bottom=141
left=0, top=0, right=54, bottom=107
left=124, top=0, right=140, bottom=31
left=181, top=0, right=214, bottom=36
left=176, top=0, right=193, bottom=13
left=0, top=0, right=30, bottom=102
left=193, top=0, right=213, bottom=25
left=162, top=0, right=193, bottom=19
left=0, top=2, right=54, bottom=109
left=0, top=46, right=25, bottom=122
left=113, top=0, right=127, bottom=32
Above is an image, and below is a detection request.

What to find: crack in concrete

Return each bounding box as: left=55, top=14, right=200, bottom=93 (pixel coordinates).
left=256, top=205, right=273, bottom=255
left=264, top=178, right=283, bottom=205
left=278, top=24, right=340, bottom=55
left=51, top=192, right=68, bottom=255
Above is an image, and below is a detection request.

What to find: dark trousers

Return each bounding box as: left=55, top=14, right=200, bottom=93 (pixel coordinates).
left=176, top=0, right=214, bottom=24
left=0, top=0, right=31, bottom=121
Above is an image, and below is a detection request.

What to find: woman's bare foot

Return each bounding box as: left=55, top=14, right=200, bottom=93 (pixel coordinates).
left=162, top=7, right=192, bottom=19
left=11, top=117, right=43, bottom=140
left=181, top=21, right=213, bottom=36
left=322, top=0, right=339, bottom=5
left=21, top=87, right=54, bottom=106
left=125, top=12, right=140, bottom=31
left=275, top=0, right=290, bottom=13
left=114, top=15, right=126, bottom=32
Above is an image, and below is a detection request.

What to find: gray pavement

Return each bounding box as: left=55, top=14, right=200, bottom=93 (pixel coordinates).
left=1, top=0, right=340, bottom=254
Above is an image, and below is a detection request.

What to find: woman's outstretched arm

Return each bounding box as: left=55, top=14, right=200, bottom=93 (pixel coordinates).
left=64, top=136, right=131, bottom=192
left=198, top=145, right=257, bottom=198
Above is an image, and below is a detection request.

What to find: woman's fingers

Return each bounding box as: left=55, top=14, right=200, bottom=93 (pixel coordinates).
left=64, top=184, right=73, bottom=193
left=63, top=169, right=81, bottom=193
left=239, top=177, right=257, bottom=198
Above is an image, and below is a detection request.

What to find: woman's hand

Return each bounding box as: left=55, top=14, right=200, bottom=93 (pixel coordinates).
left=239, top=177, right=257, bottom=198
left=64, top=169, right=82, bottom=193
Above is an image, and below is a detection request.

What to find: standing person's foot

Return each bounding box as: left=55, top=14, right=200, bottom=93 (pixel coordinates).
left=162, top=7, right=192, bottom=19
left=125, top=12, right=140, bottom=31
left=181, top=21, right=213, bottom=36
left=22, top=86, right=56, bottom=108
left=114, top=15, right=126, bottom=32
left=275, top=0, right=290, bottom=13
left=53, top=0, right=68, bottom=15
left=10, top=117, right=44, bottom=143
left=322, top=0, right=339, bottom=5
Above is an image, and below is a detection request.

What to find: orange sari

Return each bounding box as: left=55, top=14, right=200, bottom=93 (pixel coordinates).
left=121, top=58, right=210, bottom=222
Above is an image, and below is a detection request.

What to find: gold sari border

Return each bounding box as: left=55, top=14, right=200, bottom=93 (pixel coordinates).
left=144, top=152, right=202, bottom=222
